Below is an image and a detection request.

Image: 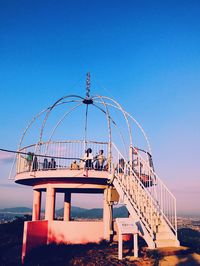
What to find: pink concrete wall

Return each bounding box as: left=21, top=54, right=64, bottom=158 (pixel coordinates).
left=48, top=221, right=104, bottom=244
left=22, top=220, right=48, bottom=263
left=22, top=220, right=104, bottom=262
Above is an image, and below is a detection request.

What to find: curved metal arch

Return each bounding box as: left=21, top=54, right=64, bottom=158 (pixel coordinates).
left=92, top=95, right=133, bottom=147
left=50, top=94, right=85, bottom=110
left=11, top=108, right=53, bottom=179
left=125, top=110, right=152, bottom=154
left=93, top=96, right=112, bottom=166
left=18, top=108, right=48, bottom=151
left=18, top=100, right=82, bottom=151
left=44, top=102, right=84, bottom=155
left=92, top=103, right=128, bottom=159
left=39, top=95, right=84, bottom=144
left=93, top=99, right=152, bottom=154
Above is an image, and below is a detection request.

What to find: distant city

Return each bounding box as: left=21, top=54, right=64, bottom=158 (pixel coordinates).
left=0, top=206, right=200, bottom=233
left=177, top=216, right=200, bottom=233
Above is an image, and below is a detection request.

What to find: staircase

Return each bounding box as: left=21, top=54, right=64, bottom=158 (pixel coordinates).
left=111, top=143, right=179, bottom=248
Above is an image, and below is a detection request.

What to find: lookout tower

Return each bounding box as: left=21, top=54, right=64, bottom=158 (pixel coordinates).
left=12, top=74, right=179, bottom=261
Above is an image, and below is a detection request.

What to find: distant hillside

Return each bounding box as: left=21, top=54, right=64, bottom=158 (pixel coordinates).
left=0, top=206, right=128, bottom=220
left=113, top=206, right=129, bottom=218
left=0, top=207, right=32, bottom=213
left=56, top=206, right=128, bottom=219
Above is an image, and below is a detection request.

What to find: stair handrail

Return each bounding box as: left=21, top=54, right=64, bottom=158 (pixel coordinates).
left=131, top=145, right=177, bottom=235
left=112, top=143, right=158, bottom=235
left=112, top=142, right=177, bottom=237
left=115, top=171, right=155, bottom=236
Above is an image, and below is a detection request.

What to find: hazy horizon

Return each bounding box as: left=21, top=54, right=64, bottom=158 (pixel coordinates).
left=0, top=204, right=199, bottom=217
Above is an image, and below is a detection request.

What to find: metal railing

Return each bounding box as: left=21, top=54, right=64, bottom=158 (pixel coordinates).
left=111, top=143, right=177, bottom=237
left=16, top=140, right=109, bottom=174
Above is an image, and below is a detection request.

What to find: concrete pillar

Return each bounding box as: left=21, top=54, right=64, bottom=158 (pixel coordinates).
left=32, top=190, right=41, bottom=221
left=103, top=188, right=111, bottom=240
left=45, top=186, right=55, bottom=221
left=64, top=192, right=71, bottom=221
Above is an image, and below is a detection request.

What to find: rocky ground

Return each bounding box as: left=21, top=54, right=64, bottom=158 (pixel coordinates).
left=23, top=243, right=200, bottom=266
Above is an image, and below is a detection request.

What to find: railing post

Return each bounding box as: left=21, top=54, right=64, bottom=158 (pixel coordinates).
left=58, top=142, right=61, bottom=169
left=161, top=185, right=163, bottom=214
left=17, top=153, right=20, bottom=173
left=129, top=146, right=133, bottom=169
left=175, top=198, right=177, bottom=237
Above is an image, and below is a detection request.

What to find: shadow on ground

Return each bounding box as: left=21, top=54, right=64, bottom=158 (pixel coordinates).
left=1, top=220, right=200, bottom=266
left=24, top=241, right=125, bottom=266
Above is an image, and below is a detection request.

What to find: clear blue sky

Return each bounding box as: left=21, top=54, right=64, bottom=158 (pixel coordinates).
left=0, top=0, right=200, bottom=215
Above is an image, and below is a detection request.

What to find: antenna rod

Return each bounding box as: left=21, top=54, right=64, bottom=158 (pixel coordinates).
left=86, top=72, right=90, bottom=98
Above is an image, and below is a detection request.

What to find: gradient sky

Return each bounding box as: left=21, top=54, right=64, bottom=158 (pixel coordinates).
left=0, top=0, right=200, bottom=215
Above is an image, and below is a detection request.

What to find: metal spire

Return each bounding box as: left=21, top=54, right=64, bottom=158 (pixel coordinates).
left=83, top=72, right=93, bottom=104
left=86, top=72, right=90, bottom=98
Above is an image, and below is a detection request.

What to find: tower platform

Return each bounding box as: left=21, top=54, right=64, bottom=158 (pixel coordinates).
left=10, top=85, right=179, bottom=262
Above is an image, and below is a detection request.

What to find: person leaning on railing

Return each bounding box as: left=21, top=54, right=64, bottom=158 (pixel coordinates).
left=116, top=158, right=125, bottom=174
left=48, top=158, right=56, bottom=169
left=43, top=158, right=48, bottom=170
left=26, top=152, right=33, bottom=171
left=94, top=149, right=105, bottom=171
left=32, top=155, right=38, bottom=171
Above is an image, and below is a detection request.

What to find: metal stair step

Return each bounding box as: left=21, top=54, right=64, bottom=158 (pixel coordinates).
left=155, top=239, right=179, bottom=248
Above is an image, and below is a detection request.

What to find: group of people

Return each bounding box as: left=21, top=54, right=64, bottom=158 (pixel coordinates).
left=82, top=148, right=106, bottom=171
left=26, top=148, right=107, bottom=172
left=26, top=152, right=56, bottom=171
left=43, top=157, right=56, bottom=169
left=70, top=148, right=107, bottom=172
left=116, top=158, right=144, bottom=175
left=26, top=152, right=38, bottom=171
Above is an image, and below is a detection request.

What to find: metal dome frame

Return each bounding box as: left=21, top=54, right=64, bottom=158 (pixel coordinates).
left=18, top=94, right=152, bottom=159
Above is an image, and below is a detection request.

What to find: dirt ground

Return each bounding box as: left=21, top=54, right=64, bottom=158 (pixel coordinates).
left=115, top=245, right=200, bottom=266
left=154, top=247, right=200, bottom=266
left=23, top=242, right=200, bottom=266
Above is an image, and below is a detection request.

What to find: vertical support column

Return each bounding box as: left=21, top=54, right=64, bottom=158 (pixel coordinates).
left=45, top=186, right=55, bottom=221
left=133, top=233, right=138, bottom=257
left=64, top=192, right=71, bottom=221
left=32, top=189, right=41, bottom=221
left=109, top=204, right=114, bottom=236
left=118, top=234, right=123, bottom=260
left=103, top=188, right=111, bottom=240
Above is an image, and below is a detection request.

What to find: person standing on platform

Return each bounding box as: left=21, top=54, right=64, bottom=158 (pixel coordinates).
left=26, top=152, right=33, bottom=171
left=83, top=148, right=93, bottom=176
